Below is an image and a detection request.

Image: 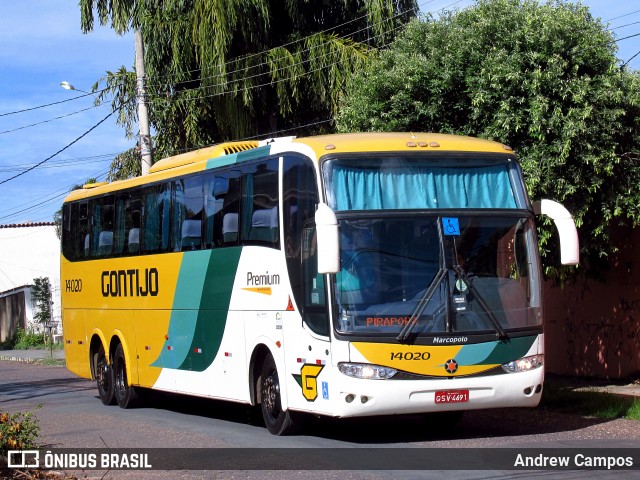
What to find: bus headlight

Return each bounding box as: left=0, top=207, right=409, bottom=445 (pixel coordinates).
left=338, top=362, right=397, bottom=380
left=502, top=354, right=544, bottom=373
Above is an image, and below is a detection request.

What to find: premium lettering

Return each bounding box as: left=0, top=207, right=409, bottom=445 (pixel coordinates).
left=247, top=271, right=280, bottom=286
left=101, top=268, right=159, bottom=297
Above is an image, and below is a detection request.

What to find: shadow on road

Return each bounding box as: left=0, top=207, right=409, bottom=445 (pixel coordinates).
left=133, top=389, right=615, bottom=444
left=0, top=377, right=94, bottom=403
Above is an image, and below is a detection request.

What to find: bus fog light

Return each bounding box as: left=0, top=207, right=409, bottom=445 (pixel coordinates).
left=345, top=394, right=355, bottom=403
left=361, top=396, right=369, bottom=404
left=502, top=354, right=544, bottom=373
left=338, top=362, right=397, bottom=380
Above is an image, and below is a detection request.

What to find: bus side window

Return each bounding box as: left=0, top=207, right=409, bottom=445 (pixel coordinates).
left=78, top=202, right=89, bottom=259
left=219, top=170, right=240, bottom=246
left=302, top=226, right=329, bottom=336
left=94, top=195, right=114, bottom=257
left=142, top=184, right=170, bottom=253
left=62, top=204, right=73, bottom=260
left=203, top=172, right=221, bottom=249
left=124, top=191, right=141, bottom=255
left=283, top=155, right=320, bottom=316
left=172, top=175, right=204, bottom=251
left=240, top=159, right=279, bottom=248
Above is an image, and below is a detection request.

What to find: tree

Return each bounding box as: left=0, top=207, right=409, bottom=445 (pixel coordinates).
left=80, top=0, right=417, bottom=178
left=31, top=277, right=52, bottom=331
left=336, top=0, right=640, bottom=275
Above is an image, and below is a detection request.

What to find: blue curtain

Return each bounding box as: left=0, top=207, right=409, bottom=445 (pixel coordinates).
left=332, top=164, right=517, bottom=210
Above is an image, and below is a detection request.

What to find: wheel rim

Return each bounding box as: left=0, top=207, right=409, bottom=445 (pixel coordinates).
left=115, top=360, right=126, bottom=400
left=262, top=368, right=281, bottom=422
left=96, top=355, right=109, bottom=392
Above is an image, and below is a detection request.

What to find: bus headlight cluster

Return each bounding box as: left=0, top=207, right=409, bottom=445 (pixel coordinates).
left=338, top=362, right=397, bottom=380
left=502, top=354, right=544, bottom=373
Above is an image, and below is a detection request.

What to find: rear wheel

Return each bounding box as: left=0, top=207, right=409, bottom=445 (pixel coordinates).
left=260, top=355, right=300, bottom=435
left=113, top=343, right=139, bottom=409
left=94, top=345, right=115, bottom=405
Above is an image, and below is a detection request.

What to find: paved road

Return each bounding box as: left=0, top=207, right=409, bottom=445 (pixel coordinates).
left=1, top=360, right=639, bottom=479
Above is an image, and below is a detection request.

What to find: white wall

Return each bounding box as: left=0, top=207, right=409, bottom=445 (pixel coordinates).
left=0, top=225, right=61, bottom=332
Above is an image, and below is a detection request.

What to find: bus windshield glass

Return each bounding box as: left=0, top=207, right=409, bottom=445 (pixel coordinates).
left=333, top=215, right=541, bottom=336
left=323, top=154, right=540, bottom=337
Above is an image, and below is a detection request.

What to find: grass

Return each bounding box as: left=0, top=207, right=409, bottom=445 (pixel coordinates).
left=542, top=378, right=640, bottom=421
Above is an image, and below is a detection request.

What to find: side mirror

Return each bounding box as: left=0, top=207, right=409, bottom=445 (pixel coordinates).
left=533, top=199, right=579, bottom=265
left=315, top=203, right=340, bottom=274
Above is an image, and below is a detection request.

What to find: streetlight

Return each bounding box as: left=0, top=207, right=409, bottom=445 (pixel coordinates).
left=60, top=81, right=91, bottom=94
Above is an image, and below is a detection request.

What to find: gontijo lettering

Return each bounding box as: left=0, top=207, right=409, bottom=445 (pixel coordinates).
left=101, top=268, right=159, bottom=297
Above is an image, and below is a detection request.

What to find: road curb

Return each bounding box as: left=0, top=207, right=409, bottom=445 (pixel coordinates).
left=0, top=353, right=65, bottom=365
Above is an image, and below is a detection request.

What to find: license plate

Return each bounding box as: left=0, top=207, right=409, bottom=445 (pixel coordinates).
left=434, top=389, right=469, bottom=404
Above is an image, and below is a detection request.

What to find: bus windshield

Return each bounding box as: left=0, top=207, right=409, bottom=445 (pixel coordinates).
left=332, top=214, right=541, bottom=337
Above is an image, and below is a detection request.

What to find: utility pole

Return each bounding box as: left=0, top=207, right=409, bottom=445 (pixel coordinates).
left=46, top=278, right=54, bottom=357
left=135, top=30, right=152, bottom=175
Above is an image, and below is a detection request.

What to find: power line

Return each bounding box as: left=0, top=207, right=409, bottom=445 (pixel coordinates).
left=0, top=105, right=98, bottom=135
left=606, top=9, right=640, bottom=23
left=0, top=92, right=95, bottom=117
left=0, top=112, right=114, bottom=186
left=0, top=155, right=113, bottom=173
left=0, top=170, right=109, bottom=222
left=623, top=48, right=640, bottom=67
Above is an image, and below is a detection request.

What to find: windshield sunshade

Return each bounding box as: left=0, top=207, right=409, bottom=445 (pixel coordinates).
left=327, top=159, right=518, bottom=210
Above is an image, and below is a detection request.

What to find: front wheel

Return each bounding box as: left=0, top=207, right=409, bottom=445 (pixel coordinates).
left=113, top=343, right=139, bottom=409
left=94, top=345, right=115, bottom=405
left=260, top=355, right=300, bottom=435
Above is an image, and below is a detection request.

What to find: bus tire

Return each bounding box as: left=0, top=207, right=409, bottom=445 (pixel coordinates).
left=260, top=355, right=300, bottom=435
left=94, top=345, right=115, bottom=405
left=113, top=343, right=139, bottom=409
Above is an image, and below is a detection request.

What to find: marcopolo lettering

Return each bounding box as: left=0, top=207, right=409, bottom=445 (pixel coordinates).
left=247, top=271, right=280, bottom=286
left=433, top=336, right=468, bottom=344
left=101, top=268, right=159, bottom=297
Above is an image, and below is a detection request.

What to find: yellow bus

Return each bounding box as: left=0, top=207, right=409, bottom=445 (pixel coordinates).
left=61, top=132, right=578, bottom=435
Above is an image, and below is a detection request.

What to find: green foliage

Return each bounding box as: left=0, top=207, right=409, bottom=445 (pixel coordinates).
left=542, top=382, right=640, bottom=421
left=337, top=0, right=640, bottom=275
left=79, top=0, right=417, bottom=163
left=107, top=147, right=142, bottom=181
left=0, top=408, right=41, bottom=451
left=12, top=328, right=47, bottom=350
left=31, top=278, right=52, bottom=327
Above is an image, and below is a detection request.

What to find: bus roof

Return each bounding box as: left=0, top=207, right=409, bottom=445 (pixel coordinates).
left=292, top=132, right=512, bottom=156
left=63, top=132, right=513, bottom=203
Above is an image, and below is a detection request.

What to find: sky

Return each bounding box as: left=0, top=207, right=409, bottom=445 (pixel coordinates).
left=0, top=0, right=639, bottom=225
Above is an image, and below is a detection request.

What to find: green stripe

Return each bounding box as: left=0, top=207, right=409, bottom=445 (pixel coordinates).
left=151, top=248, right=242, bottom=371
left=180, top=247, right=242, bottom=371
left=205, top=145, right=272, bottom=170
left=481, top=335, right=537, bottom=365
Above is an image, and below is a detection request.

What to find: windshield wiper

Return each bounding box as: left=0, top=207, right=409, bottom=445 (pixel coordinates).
left=453, top=265, right=509, bottom=341
left=397, top=268, right=447, bottom=343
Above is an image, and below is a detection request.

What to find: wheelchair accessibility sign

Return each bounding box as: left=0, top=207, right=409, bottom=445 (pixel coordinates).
left=442, top=217, right=460, bottom=236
